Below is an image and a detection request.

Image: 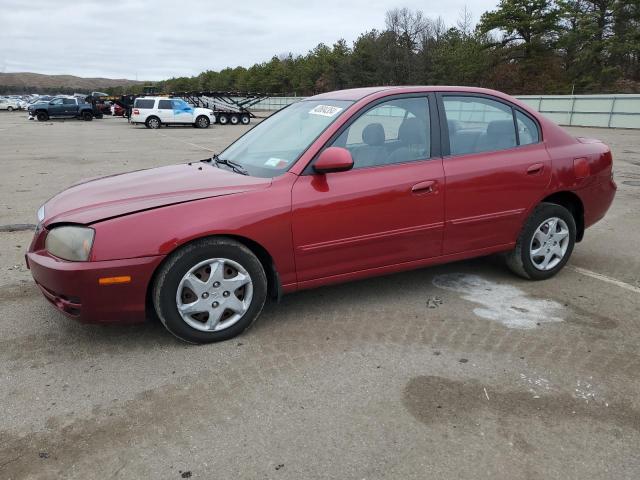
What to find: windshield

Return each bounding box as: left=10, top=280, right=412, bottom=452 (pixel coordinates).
left=219, top=99, right=353, bottom=178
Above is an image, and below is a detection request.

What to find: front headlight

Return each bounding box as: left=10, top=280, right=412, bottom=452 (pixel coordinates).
left=37, top=205, right=45, bottom=223
left=45, top=226, right=95, bottom=261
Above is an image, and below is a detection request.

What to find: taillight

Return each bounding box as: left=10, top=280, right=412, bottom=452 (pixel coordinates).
left=133, top=108, right=139, bottom=115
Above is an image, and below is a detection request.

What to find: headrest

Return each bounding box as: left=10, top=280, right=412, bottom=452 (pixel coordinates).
left=447, top=120, right=459, bottom=135
left=486, top=120, right=515, bottom=136
left=398, top=117, right=425, bottom=145
left=362, top=123, right=385, bottom=146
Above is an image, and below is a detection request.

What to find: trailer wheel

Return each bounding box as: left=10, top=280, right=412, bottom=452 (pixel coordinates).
left=230, top=114, right=240, bottom=125
left=240, top=114, right=250, bottom=125
left=218, top=114, right=229, bottom=125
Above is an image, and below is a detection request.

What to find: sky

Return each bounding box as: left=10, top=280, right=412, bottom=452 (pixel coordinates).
left=0, top=0, right=499, bottom=81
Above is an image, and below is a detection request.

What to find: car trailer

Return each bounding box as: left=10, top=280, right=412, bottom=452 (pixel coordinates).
left=170, top=91, right=269, bottom=125
left=109, top=91, right=271, bottom=125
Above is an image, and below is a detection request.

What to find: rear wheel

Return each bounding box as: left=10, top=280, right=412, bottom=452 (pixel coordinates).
left=82, top=111, right=93, bottom=121
left=506, top=202, right=576, bottom=280
left=152, top=237, right=267, bottom=344
left=195, top=115, right=210, bottom=128
left=36, top=111, right=48, bottom=121
left=7, top=106, right=13, bottom=112
left=146, top=116, right=161, bottom=129
left=240, top=113, right=250, bottom=125
left=218, top=114, right=229, bottom=125
left=230, top=114, right=240, bottom=125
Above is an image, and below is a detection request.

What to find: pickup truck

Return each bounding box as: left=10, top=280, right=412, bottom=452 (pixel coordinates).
left=28, top=97, right=95, bottom=121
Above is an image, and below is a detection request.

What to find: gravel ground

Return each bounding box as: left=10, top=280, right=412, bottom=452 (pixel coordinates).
left=1, top=112, right=639, bottom=479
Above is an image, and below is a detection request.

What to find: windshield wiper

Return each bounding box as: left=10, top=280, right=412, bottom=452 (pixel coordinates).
left=207, top=154, right=249, bottom=176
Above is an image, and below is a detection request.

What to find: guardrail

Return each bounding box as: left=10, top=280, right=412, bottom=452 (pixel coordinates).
left=249, top=94, right=640, bottom=129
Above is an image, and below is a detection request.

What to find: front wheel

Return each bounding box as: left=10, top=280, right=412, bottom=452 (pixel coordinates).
left=36, top=111, right=48, bottom=121
left=152, top=237, right=267, bottom=344
left=506, top=202, right=576, bottom=280
left=195, top=115, right=210, bottom=128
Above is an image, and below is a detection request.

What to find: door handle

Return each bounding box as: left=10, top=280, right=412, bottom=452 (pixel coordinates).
left=526, top=163, right=544, bottom=175
left=411, top=180, right=436, bottom=194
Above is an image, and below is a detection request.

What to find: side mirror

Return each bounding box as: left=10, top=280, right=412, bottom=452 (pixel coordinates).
left=313, top=147, right=354, bottom=174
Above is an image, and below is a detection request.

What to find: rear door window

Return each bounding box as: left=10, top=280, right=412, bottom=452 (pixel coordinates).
left=63, top=98, right=76, bottom=105
left=158, top=100, right=173, bottom=110
left=443, top=96, right=516, bottom=155
left=515, top=110, right=540, bottom=145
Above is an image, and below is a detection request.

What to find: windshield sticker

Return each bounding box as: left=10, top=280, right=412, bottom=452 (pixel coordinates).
left=309, top=105, right=343, bottom=117
left=265, top=157, right=289, bottom=168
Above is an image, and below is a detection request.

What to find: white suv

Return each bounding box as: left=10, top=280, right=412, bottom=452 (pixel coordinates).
left=130, top=97, right=215, bottom=129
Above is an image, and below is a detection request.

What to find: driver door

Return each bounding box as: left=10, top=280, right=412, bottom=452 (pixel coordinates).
left=48, top=98, right=65, bottom=116
left=291, top=95, right=444, bottom=283
left=172, top=99, right=195, bottom=123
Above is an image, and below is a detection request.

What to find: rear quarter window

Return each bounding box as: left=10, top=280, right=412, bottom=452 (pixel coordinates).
left=134, top=99, right=155, bottom=109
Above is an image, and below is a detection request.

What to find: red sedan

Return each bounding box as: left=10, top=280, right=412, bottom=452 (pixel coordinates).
left=27, top=86, right=616, bottom=343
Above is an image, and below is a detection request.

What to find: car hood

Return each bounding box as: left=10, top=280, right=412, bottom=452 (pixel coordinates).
left=43, top=162, right=271, bottom=225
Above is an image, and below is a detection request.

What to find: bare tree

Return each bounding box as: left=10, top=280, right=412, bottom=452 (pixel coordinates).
left=385, top=7, right=430, bottom=51
left=457, top=5, right=474, bottom=37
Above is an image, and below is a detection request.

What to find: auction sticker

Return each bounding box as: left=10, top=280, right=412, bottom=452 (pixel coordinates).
left=309, top=105, right=343, bottom=117
left=265, top=157, right=289, bottom=168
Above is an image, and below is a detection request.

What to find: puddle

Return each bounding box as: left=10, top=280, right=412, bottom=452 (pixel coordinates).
left=432, top=273, right=564, bottom=329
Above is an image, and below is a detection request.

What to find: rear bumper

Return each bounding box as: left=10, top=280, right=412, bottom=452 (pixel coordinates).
left=26, top=251, right=165, bottom=324
left=578, top=177, right=617, bottom=229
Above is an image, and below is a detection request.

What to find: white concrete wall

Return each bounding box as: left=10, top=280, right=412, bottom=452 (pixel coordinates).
left=249, top=94, right=640, bottom=129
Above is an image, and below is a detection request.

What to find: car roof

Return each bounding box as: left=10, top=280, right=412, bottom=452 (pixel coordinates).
left=309, top=85, right=514, bottom=101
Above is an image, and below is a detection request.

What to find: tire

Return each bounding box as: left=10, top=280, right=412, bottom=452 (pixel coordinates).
left=7, top=106, right=13, bottom=112
left=506, top=202, right=576, bottom=280
left=82, top=111, right=93, bottom=121
left=195, top=115, right=210, bottom=128
left=230, top=114, right=240, bottom=125
left=146, top=116, right=161, bottom=129
left=36, top=111, right=49, bottom=121
left=152, top=237, right=268, bottom=344
left=240, top=114, right=250, bottom=125
left=218, top=114, right=228, bottom=125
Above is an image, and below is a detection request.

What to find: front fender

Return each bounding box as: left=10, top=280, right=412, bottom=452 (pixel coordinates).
left=89, top=174, right=297, bottom=286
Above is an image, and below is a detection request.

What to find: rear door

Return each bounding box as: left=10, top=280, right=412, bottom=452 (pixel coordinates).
left=438, top=93, right=551, bottom=254
left=291, top=95, right=445, bottom=282
left=62, top=98, right=77, bottom=116
left=157, top=99, right=175, bottom=123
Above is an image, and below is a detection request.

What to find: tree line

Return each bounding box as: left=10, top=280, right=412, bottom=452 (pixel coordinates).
left=126, top=0, right=637, bottom=96
left=7, top=1, right=637, bottom=96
